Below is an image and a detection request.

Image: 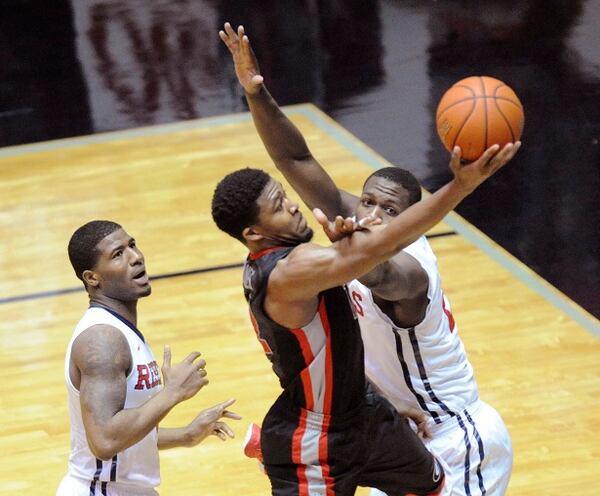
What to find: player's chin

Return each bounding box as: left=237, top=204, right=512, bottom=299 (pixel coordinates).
left=137, top=284, right=152, bottom=297
left=299, top=226, right=314, bottom=243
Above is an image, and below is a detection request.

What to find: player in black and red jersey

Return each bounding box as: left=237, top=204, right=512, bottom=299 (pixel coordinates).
left=212, top=23, right=519, bottom=496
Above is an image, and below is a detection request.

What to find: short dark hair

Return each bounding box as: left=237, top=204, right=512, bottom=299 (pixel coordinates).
left=365, top=167, right=422, bottom=206
left=211, top=168, right=271, bottom=242
left=68, top=220, right=122, bottom=281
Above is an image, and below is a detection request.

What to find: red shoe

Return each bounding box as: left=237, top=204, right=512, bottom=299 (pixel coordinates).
left=243, top=423, right=264, bottom=463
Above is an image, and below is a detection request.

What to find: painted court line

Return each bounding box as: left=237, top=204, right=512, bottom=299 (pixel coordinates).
left=0, top=233, right=458, bottom=305
left=0, top=263, right=245, bottom=305
left=291, top=104, right=600, bottom=338
left=0, top=113, right=252, bottom=158
left=1, top=104, right=598, bottom=338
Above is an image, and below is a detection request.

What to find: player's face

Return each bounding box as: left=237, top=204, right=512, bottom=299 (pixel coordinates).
left=255, top=179, right=313, bottom=245
left=355, top=176, right=412, bottom=225
left=90, top=228, right=152, bottom=301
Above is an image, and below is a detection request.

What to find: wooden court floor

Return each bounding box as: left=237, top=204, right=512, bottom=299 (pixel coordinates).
left=0, top=105, right=599, bottom=495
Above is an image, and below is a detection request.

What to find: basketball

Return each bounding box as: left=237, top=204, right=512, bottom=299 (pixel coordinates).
left=436, top=76, right=524, bottom=162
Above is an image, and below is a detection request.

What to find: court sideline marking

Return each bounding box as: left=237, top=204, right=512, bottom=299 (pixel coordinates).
left=1, top=104, right=598, bottom=338
left=0, top=232, right=458, bottom=304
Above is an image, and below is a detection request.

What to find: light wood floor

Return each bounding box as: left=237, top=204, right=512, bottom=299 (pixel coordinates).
left=0, top=105, right=598, bottom=495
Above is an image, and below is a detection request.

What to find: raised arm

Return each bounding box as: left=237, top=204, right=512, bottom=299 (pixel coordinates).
left=72, top=328, right=207, bottom=460
left=266, top=142, right=520, bottom=327
left=316, top=209, right=427, bottom=303
left=219, top=22, right=356, bottom=218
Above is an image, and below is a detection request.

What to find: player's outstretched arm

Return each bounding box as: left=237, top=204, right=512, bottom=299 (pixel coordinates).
left=219, top=22, right=355, bottom=218
left=158, top=398, right=242, bottom=449
left=315, top=208, right=427, bottom=303
left=267, top=143, right=520, bottom=327
left=73, top=330, right=208, bottom=460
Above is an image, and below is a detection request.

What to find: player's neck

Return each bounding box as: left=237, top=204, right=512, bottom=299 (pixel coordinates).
left=248, top=238, right=286, bottom=255
left=89, top=295, right=138, bottom=326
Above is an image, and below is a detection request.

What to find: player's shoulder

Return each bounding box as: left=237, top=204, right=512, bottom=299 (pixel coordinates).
left=75, top=323, right=128, bottom=346
left=269, top=243, right=334, bottom=289
left=72, top=324, right=130, bottom=361
left=282, top=242, right=334, bottom=265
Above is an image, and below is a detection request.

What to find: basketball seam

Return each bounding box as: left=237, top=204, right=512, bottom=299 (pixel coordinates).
left=493, top=83, right=524, bottom=112
left=437, top=96, right=521, bottom=119
left=480, top=77, right=488, bottom=151
left=450, top=97, right=477, bottom=152
left=438, top=78, right=523, bottom=159
left=436, top=84, right=475, bottom=118
left=493, top=85, right=517, bottom=142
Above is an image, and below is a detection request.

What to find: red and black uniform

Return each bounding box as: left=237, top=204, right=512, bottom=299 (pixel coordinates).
left=244, top=246, right=444, bottom=496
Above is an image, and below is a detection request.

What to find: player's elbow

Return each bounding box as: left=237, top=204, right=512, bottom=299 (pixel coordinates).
left=275, top=154, right=312, bottom=171
left=412, top=267, right=429, bottom=295
left=88, top=435, right=120, bottom=460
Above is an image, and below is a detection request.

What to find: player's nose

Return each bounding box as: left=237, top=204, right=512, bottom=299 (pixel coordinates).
left=369, top=205, right=383, bottom=219
left=130, top=247, right=144, bottom=265
left=288, top=199, right=299, bottom=214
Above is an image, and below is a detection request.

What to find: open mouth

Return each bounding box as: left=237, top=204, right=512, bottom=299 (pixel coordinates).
left=132, top=270, right=149, bottom=285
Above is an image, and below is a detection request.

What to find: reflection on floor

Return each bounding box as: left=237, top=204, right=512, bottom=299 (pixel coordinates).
left=1, top=0, right=599, bottom=318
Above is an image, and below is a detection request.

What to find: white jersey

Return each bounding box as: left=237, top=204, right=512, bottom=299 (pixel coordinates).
left=60, top=306, right=161, bottom=494
left=349, top=236, right=513, bottom=495
left=347, top=236, right=478, bottom=424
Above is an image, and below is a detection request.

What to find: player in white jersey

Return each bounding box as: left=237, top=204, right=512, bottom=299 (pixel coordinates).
left=58, top=220, right=241, bottom=496
left=348, top=238, right=512, bottom=496
left=222, top=22, right=517, bottom=496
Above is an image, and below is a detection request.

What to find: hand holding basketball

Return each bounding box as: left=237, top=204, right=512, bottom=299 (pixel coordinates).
left=436, top=76, right=524, bottom=161
left=449, top=141, right=521, bottom=195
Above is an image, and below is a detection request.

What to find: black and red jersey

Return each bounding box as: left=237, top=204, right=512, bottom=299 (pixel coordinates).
left=243, top=246, right=365, bottom=415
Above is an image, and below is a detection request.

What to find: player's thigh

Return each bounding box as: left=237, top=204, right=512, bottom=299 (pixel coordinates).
left=425, top=403, right=512, bottom=496
left=263, top=413, right=364, bottom=496
left=424, top=423, right=471, bottom=496
left=57, top=476, right=159, bottom=496
left=358, top=396, right=442, bottom=496
left=473, top=402, right=512, bottom=495
left=56, top=475, right=88, bottom=496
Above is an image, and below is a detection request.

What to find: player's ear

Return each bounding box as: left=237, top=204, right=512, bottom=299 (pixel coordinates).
left=82, top=269, right=100, bottom=288
left=242, top=226, right=264, bottom=242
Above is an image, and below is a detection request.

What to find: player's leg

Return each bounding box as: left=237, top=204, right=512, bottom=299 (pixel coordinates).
left=358, top=393, right=444, bottom=496
left=368, top=456, right=450, bottom=496
left=261, top=405, right=365, bottom=496
left=421, top=417, right=476, bottom=496
left=56, top=474, right=89, bottom=496
left=260, top=411, right=308, bottom=496
left=465, top=401, right=512, bottom=496
left=418, top=401, right=512, bottom=496
left=246, top=420, right=362, bottom=495
left=57, top=474, right=159, bottom=496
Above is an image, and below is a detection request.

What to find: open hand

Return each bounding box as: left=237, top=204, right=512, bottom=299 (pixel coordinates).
left=161, top=345, right=208, bottom=403
left=219, top=22, right=263, bottom=95
left=185, top=398, right=242, bottom=446
left=313, top=208, right=381, bottom=242
left=450, top=141, right=521, bottom=195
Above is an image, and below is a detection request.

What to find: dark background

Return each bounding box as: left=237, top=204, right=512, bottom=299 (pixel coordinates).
left=1, top=0, right=599, bottom=318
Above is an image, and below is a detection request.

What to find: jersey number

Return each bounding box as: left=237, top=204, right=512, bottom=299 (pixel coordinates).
left=351, top=291, right=364, bottom=316
left=442, top=295, right=456, bottom=332
left=249, top=309, right=273, bottom=355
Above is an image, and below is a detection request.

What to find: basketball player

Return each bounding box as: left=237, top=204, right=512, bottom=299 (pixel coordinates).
left=214, top=26, right=518, bottom=495
left=57, top=220, right=241, bottom=496
left=221, top=23, right=515, bottom=496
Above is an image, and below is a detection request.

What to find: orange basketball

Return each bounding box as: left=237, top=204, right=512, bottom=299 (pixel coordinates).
left=436, top=76, right=524, bottom=161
